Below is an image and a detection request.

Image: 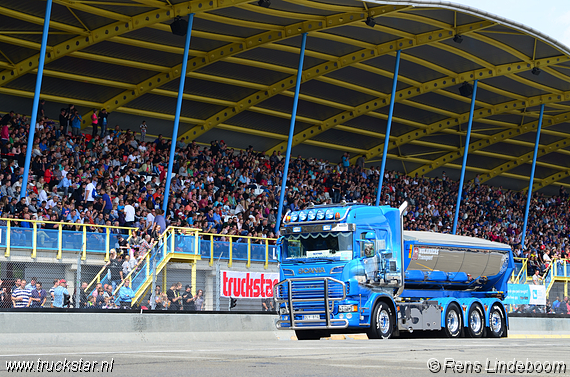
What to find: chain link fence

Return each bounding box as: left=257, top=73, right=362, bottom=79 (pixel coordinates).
left=1, top=257, right=277, bottom=312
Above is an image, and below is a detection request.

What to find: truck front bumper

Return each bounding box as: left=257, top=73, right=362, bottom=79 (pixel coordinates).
left=275, top=277, right=349, bottom=330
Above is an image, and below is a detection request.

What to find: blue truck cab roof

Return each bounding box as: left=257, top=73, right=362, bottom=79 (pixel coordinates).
left=282, top=203, right=399, bottom=229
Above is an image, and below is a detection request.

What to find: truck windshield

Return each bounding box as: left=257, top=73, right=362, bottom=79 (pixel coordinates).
left=283, top=232, right=353, bottom=261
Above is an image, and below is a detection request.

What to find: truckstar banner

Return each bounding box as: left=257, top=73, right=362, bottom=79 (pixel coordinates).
left=220, top=270, right=279, bottom=299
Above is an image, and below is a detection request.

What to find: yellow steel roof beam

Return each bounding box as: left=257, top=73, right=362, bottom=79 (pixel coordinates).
left=479, top=137, right=570, bottom=184
left=293, top=53, right=568, bottom=161
left=283, top=0, right=363, bottom=13
left=0, top=87, right=102, bottom=108
left=532, top=170, right=570, bottom=192
left=91, top=5, right=408, bottom=130
left=409, top=112, right=570, bottom=176
left=52, top=0, right=134, bottom=23
left=469, top=33, right=568, bottom=95
left=0, top=5, right=88, bottom=35
left=188, top=20, right=493, bottom=149
left=0, top=0, right=252, bottom=88
left=349, top=58, right=570, bottom=164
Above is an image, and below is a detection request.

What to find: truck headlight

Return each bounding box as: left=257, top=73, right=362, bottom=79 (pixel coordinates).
left=338, top=305, right=358, bottom=313
left=280, top=307, right=289, bottom=314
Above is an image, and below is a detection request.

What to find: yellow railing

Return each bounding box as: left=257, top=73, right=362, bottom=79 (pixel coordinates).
left=544, top=262, right=556, bottom=297
left=198, top=231, right=275, bottom=269
left=0, top=217, right=136, bottom=260
left=512, top=257, right=528, bottom=284
left=84, top=231, right=139, bottom=293
left=162, top=226, right=201, bottom=254
left=85, top=264, right=108, bottom=294
left=112, top=246, right=155, bottom=295
left=512, top=257, right=570, bottom=289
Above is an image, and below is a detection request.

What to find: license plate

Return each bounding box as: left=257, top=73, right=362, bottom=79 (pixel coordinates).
left=304, top=315, right=320, bottom=320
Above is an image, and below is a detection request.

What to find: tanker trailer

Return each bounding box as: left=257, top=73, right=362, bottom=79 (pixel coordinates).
left=275, top=202, right=514, bottom=340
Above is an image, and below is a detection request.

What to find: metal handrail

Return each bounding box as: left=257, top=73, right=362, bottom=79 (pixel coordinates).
left=513, top=258, right=528, bottom=284
left=544, top=262, right=556, bottom=297
left=84, top=231, right=139, bottom=293
left=113, top=241, right=158, bottom=295
left=0, top=217, right=137, bottom=260
left=197, top=231, right=277, bottom=269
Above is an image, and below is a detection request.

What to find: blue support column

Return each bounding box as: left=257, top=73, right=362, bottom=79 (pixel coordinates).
left=163, top=14, right=194, bottom=213
left=521, top=104, right=545, bottom=247
left=275, top=33, right=308, bottom=234
left=452, top=80, right=478, bottom=234
left=375, top=50, right=401, bottom=206
left=21, top=0, right=53, bottom=199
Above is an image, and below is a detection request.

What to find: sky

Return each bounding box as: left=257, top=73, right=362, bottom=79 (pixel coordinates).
left=432, top=0, right=570, bottom=49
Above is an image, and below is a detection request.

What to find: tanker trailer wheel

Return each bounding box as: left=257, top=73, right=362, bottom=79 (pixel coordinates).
left=367, top=301, right=394, bottom=339
left=488, top=304, right=506, bottom=338
left=443, top=303, right=463, bottom=338
left=467, top=304, right=485, bottom=338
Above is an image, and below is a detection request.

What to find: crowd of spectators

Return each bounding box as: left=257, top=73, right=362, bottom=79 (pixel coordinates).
left=1, top=104, right=570, bottom=278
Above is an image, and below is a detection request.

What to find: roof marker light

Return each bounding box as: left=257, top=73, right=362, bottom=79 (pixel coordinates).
left=290, top=212, right=298, bottom=222
left=308, top=210, right=316, bottom=221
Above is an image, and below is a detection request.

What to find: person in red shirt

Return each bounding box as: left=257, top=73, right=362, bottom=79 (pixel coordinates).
left=44, top=166, right=53, bottom=185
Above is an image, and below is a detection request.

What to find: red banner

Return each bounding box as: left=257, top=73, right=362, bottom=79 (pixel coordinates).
left=220, top=270, right=279, bottom=298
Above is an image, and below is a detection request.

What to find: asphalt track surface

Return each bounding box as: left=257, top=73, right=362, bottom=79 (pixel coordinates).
left=1, top=337, right=569, bottom=376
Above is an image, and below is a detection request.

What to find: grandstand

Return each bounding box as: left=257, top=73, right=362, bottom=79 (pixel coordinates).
left=0, top=0, right=569, bottom=313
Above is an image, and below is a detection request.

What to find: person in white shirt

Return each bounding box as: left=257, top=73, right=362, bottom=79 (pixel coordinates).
left=85, top=178, right=96, bottom=202
left=46, top=196, right=58, bottom=209
left=124, top=201, right=135, bottom=227
left=38, top=189, right=48, bottom=203
left=147, top=210, right=155, bottom=225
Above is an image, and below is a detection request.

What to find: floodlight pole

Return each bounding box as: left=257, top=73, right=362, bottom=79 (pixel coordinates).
left=452, top=79, right=478, bottom=234
left=375, top=50, right=401, bottom=207
left=275, top=33, right=308, bottom=235
left=521, top=104, right=545, bottom=247
left=21, top=0, right=53, bottom=199
left=163, top=13, right=194, bottom=213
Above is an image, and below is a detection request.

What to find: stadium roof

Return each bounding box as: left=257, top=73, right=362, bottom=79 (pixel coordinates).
left=1, top=0, right=570, bottom=194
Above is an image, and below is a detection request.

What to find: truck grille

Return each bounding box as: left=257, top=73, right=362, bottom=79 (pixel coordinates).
left=275, top=277, right=348, bottom=330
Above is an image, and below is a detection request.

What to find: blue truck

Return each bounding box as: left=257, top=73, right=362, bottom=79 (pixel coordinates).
left=275, top=202, right=514, bottom=339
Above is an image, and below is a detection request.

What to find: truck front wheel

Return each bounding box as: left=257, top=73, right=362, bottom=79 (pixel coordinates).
left=367, top=301, right=394, bottom=339
left=443, top=303, right=463, bottom=338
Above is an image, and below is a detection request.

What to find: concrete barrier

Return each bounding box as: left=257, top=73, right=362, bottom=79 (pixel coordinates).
left=0, top=312, right=567, bottom=345
left=0, top=312, right=295, bottom=345
left=508, top=316, right=570, bottom=338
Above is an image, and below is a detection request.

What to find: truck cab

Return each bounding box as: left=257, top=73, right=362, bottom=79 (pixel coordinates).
left=275, top=202, right=406, bottom=340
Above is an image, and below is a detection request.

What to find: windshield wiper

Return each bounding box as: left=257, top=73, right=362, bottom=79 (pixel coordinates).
left=311, top=257, right=338, bottom=262
left=285, top=258, right=305, bottom=264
